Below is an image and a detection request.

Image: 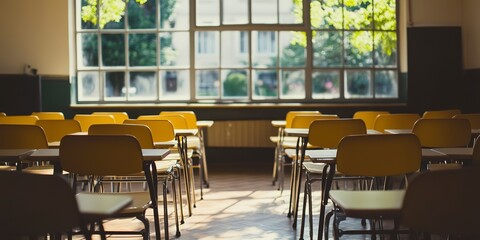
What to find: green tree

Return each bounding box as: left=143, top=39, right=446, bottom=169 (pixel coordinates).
left=223, top=71, right=248, bottom=97
left=82, top=0, right=148, bottom=28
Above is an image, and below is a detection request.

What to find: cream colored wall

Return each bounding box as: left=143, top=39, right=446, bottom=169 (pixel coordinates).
left=0, top=0, right=69, bottom=76
left=462, top=0, right=480, bottom=69
left=409, top=0, right=463, bottom=26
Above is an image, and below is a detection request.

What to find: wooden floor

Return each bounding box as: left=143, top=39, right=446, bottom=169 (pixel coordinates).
left=75, top=167, right=449, bottom=240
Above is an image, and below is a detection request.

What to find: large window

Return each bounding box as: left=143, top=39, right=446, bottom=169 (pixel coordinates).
left=73, top=0, right=398, bottom=103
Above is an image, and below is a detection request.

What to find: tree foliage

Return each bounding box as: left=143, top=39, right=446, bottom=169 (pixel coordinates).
left=82, top=0, right=148, bottom=28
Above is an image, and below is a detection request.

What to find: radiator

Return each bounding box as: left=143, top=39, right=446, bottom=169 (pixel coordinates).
left=206, top=120, right=277, bottom=148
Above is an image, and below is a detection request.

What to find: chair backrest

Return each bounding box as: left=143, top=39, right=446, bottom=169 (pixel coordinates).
left=290, top=114, right=338, bottom=128
left=285, top=111, right=321, bottom=128
left=0, top=115, right=39, bottom=125
left=60, top=134, right=144, bottom=176
left=31, top=112, right=65, bottom=120
left=453, top=113, right=480, bottom=129
left=160, top=111, right=198, bottom=129
left=138, top=114, right=188, bottom=129
left=73, top=114, right=116, bottom=132
left=422, top=109, right=461, bottom=119
left=401, top=168, right=480, bottom=236
left=309, top=119, right=366, bottom=149
left=89, top=123, right=155, bottom=149
left=92, top=112, right=129, bottom=124
left=0, top=172, right=83, bottom=237
left=353, top=111, right=390, bottom=130
left=373, top=113, right=421, bottom=133
left=336, top=134, right=421, bottom=177
left=36, top=119, right=82, bottom=142
left=124, top=119, right=176, bottom=142
left=0, top=124, right=48, bottom=149
left=412, top=118, right=471, bottom=148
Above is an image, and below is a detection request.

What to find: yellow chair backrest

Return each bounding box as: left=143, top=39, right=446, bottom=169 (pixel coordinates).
left=373, top=113, right=421, bottom=133
left=124, top=119, right=175, bottom=142
left=353, top=111, right=389, bottom=130
left=309, top=119, right=366, bottom=149
left=290, top=114, right=338, bottom=129
left=60, top=135, right=144, bottom=176
left=35, top=119, right=82, bottom=143
left=138, top=115, right=188, bottom=129
left=0, top=115, right=39, bottom=125
left=0, top=124, right=48, bottom=149
left=336, top=134, right=421, bottom=176
left=285, top=111, right=321, bottom=128
left=401, top=168, right=479, bottom=236
left=92, top=112, right=129, bottom=124
left=422, top=109, right=461, bottom=119
left=89, top=123, right=155, bottom=149
left=453, top=113, right=480, bottom=129
left=31, top=112, right=64, bottom=120
left=412, top=118, right=471, bottom=148
left=0, top=112, right=6, bottom=117
left=73, top=114, right=115, bottom=132
left=160, top=111, right=198, bottom=129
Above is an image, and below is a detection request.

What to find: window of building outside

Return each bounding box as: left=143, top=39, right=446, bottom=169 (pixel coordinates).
left=73, top=0, right=398, bottom=103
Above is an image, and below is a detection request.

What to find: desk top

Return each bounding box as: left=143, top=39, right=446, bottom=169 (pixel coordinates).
left=76, top=192, right=132, bottom=219
left=197, top=120, right=214, bottom=128
left=285, top=128, right=382, bottom=137
left=175, top=129, right=198, bottom=136
left=431, top=147, right=474, bottom=159
left=271, top=120, right=286, bottom=128
left=0, top=149, right=35, bottom=162
left=28, top=149, right=171, bottom=162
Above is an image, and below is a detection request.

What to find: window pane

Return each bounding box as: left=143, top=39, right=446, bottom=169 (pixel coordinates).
left=253, top=69, right=277, bottom=99
left=375, top=70, right=398, bottom=98
left=105, top=72, right=126, bottom=100
left=196, top=0, right=220, bottom=26
left=129, top=33, right=157, bottom=66
left=252, top=31, right=277, bottom=67
left=160, top=32, right=190, bottom=67
left=102, top=34, right=125, bottom=66
left=128, top=0, right=156, bottom=29
left=311, top=0, right=342, bottom=30
left=374, top=31, right=397, bottom=67
left=279, top=0, right=297, bottom=24
left=195, top=31, right=219, bottom=68
left=77, top=72, right=100, bottom=101
left=345, top=70, right=372, bottom=99
left=344, top=31, right=373, bottom=67
left=280, top=31, right=306, bottom=67
left=374, top=0, right=396, bottom=30
left=313, top=31, right=342, bottom=67
left=312, top=70, right=340, bottom=99
left=129, top=72, right=157, bottom=100
left=196, top=70, right=219, bottom=97
left=160, top=0, right=189, bottom=30
left=221, top=31, right=249, bottom=68
left=344, top=0, right=373, bottom=30
left=223, top=0, right=248, bottom=25
left=160, top=70, right=191, bottom=100
left=252, top=0, right=278, bottom=24
left=222, top=70, right=248, bottom=98
left=281, top=70, right=305, bottom=99
left=77, top=33, right=98, bottom=67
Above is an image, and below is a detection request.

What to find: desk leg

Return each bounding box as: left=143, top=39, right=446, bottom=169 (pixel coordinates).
left=199, top=128, right=209, bottom=188
left=293, top=137, right=308, bottom=229
left=178, top=136, right=193, bottom=216
left=144, top=162, right=162, bottom=240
